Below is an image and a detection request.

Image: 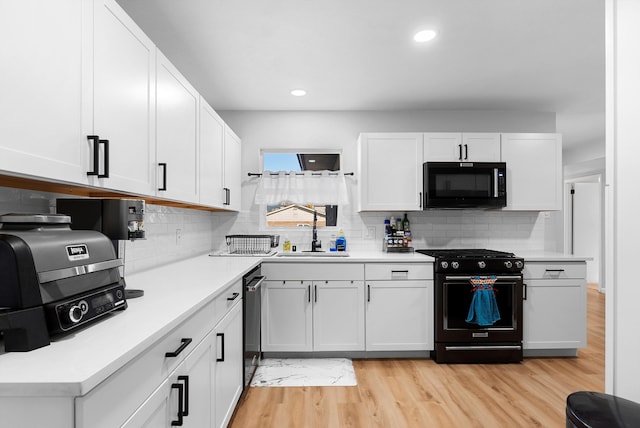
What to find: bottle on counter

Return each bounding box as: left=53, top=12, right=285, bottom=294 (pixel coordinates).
left=396, top=217, right=402, bottom=232
left=330, top=234, right=337, bottom=252
left=402, top=213, right=410, bottom=232
left=283, top=236, right=291, bottom=252
left=336, top=229, right=347, bottom=251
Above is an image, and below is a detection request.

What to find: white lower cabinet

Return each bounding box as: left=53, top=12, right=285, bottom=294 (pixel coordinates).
left=213, top=301, right=243, bottom=428
left=522, top=261, right=587, bottom=350
left=261, top=263, right=365, bottom=352
left=364, top=264, right=434, bottom=351
left=76, top=280, right=243, bottom=428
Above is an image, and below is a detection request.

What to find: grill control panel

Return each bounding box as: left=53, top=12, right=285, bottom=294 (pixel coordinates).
left=50, top=284, right=127, bottom=332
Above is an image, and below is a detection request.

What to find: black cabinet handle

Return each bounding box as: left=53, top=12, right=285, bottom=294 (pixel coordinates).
left=171, top=382, right=184, bottom=426
left=223, top=187, right=230, bottom=205
left=545, top=269, right=565, bottom=272
left=158, top=162, right=167, bottom=191
left=367, top=284, right=371, bottom=302
left=99, top=139, right=109, bottom=178
left=314, top=285, right=318, bottom=302
left=419, top=192, right=422, bottom=208
left=308, top=284, right=311, bottom=303
left=464, top=144, right=468, bottom=160
left=523, top=283, right=527, bottom=300
left=87, top=135, right=100, bottom=176
left=458, top=144, right=463, bottom=160
left=227, top=292, right=240, bottom=301
left=177, top=375, right=189, bottom=417
left=216, top=333, right=225, bottom=362
left=165, top=338, right=192, bottom=358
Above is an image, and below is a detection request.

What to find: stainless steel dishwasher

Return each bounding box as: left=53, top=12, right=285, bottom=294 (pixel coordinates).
left=243, top=264, right=264, bottom=388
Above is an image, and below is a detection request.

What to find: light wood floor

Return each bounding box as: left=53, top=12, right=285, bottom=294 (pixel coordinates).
left=231, top=285, right=604, bottom=427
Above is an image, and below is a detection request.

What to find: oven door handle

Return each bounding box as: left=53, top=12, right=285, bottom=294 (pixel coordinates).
left=444, top=275, right=522, bottom=281
left=246, top=275, right=265, bottom=292
left=445, top=345, right=522, bottom=351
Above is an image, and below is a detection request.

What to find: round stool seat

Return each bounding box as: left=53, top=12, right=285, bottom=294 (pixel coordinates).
left=566, top=391, right=640, bottom=427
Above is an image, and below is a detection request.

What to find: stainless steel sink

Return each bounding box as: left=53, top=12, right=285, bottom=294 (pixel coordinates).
left=276, top=251, right=350, bottom=257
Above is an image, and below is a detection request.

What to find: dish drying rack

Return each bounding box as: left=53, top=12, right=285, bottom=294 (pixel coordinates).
left=225, top=234, right=279, bottom=255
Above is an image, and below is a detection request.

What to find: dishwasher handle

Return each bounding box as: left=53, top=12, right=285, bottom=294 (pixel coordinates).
left=246, top=275, right=265, bottom=292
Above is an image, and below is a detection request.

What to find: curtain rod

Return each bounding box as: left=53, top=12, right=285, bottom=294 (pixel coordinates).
left=248, top=172, right=354, bottom=177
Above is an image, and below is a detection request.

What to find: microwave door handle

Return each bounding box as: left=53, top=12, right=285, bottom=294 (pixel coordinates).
left=493, top=168, right=499, bottom=197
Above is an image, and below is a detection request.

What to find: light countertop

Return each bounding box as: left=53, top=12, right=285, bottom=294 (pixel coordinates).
left=0, top=255, right=260, bottom=397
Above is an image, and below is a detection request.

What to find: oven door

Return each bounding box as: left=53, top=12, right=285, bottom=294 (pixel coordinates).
left=435, top=273, right=523, bottom=344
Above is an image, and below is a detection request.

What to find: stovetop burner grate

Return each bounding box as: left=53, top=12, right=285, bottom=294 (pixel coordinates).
left=416, top=249, right=516, bottom=259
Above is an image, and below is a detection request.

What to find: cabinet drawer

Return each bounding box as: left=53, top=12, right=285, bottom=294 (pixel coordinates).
left=523, top=262, right=586, bottom=279
left=76, top=284, right=238, bottom=428
left=365, top=263, right=433, bottom=280
left=262, top=262, right=364, bottom=280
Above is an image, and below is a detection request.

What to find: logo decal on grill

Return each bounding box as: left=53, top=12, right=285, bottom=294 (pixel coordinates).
left=66, top=244, right=89, bottom=261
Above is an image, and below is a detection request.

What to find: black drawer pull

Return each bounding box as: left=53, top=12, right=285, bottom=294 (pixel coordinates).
left=165, top=338, right=192, bottom=358
left=367, top=284, right=371, bottom=302
left=545, top=269, right=565, bottom=272
left=177, top=375, right=189, bottom=416
left=523, top=283, right=527, bottom=300
left=227, top=292, right=240, bottom=301
left=99, top=139, right=109, bottom=178
left=217, top=333, right=225, bottom=362
left=171, top=382, right=184, bottom=426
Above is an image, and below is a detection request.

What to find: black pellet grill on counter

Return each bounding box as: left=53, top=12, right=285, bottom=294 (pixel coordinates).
left=0, top=213, right=127, bottom=352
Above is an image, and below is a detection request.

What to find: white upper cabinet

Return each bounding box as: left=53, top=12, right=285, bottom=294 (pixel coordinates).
left=358, top=133, right=424, bottom=211
left=199, top=98, right=225, bottom=208
left=223, top=126, right=242, bottom=211
left=0, top=0, right=87, bottom=184
left=84, top=0, right=157, bottom=195
left=501, top=133, right=562, bottom=211
left=155, top=50, right=199, bottom=203
left=424, top=133, right=501, bottom=162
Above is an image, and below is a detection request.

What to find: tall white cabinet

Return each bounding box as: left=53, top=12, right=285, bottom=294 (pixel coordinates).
left=501, top=133, right=562, bottom=211
left=156, top=50, right=200, bottom=203
left=357, top=133, right=424, bottom=211
left=0, top=1, right=89, bottom=185
left=86, top=0, right=157, bottom=195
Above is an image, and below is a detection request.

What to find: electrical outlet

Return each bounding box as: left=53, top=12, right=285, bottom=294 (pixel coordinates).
left=176, top=228, right=182, bottom=244
left=365, top=226, right=376, bottom=239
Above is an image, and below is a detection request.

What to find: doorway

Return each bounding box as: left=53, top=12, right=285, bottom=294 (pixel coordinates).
left=564, top=174, right=603, bottom=291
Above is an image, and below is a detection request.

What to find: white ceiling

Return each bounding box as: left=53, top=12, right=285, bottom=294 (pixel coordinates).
left=116, top=0, right=605, bottom=150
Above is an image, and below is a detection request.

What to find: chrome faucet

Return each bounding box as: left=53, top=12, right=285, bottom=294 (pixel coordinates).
left=311, top=210, right=321, bottom=251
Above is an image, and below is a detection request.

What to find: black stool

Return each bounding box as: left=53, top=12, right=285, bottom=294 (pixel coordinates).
left=566, top=391, right=640, bottom=427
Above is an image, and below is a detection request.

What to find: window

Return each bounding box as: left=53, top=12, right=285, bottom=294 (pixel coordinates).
left=262, top=152, right=341, bottom=228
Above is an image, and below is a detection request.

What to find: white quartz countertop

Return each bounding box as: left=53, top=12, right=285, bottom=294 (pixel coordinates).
left=259, top=250, right=435, bottom=263
left=0, top=255, right=260, bottom=397
left=514, top=251, right=592, bottom=262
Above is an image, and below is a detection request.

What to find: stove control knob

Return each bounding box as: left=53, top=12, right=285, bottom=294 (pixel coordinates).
left=68, top=305, right=83, bottom=324
left=478, top=261, right=486, bottom=269
left=440, top=261, right=449, bottom=269
left=504, top=261, right=513, bottom=269
left=515, top=260, right=524, bottom=269
left=451, top=261, right=460, bottom=269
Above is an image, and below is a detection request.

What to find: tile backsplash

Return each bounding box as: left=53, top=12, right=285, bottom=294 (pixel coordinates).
left=0, top=184, right=559, bottom=277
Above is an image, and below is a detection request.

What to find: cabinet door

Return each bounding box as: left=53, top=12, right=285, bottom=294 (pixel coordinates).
left=88, top=0, right=157, bottom=195
left=313, top=280, right=365, bottom=351
left=199, top=98, right=225, bottom=207
left=461, top=133, right=501, bottom=161
left=365, top=280, right=433, bottom=351
left=423, top=133, right=463, bottom=161
left=156, top=50, right=199, bottom=203
left=358, top=133, right=423, bottom=211
left=262, top=280, right=313, bottom=352
left=523, top=279, right=587, bottom=349
left=0, top=0, right=87, bottom=184
left=501, top=133, right=562, bottom=210
left=121, top=334, right=214, bottom=428
left=214, top=301, right=243, bottom=428
left=223, top=126, right=242, bottom=211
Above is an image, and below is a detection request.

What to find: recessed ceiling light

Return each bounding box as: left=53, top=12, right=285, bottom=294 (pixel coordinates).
left=414, top=29, right=437, bottom=43
left=291, top=89, right=307, bottom=97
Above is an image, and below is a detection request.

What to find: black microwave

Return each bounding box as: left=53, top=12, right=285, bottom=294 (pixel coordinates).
left=423, top=162, right=507, bottom=209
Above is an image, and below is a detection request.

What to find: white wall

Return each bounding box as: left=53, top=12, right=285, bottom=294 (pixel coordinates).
left=218, top=109, right=563, bottom=253
left=606, top=0, right=640, bottom=402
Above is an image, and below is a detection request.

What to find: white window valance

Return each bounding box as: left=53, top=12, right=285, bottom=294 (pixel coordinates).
left=254, top=170, right=350, bottom=206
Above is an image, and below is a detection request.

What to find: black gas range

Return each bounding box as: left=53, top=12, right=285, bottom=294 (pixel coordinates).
left=417, top=249, right=525, bottom=363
